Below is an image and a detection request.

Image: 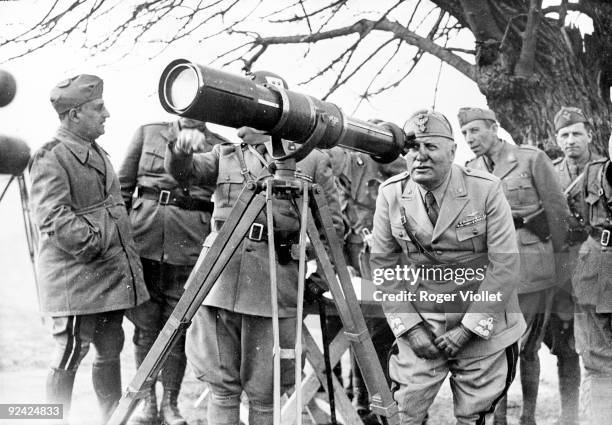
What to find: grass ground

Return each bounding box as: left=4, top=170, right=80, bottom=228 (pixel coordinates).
left=0, top=181, right=587, bottom=425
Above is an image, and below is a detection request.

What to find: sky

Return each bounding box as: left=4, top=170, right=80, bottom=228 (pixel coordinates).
left=0, top=0, right=592, bottom=168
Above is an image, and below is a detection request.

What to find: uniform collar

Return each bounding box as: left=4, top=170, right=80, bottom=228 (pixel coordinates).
left=55, top=127, right=94, bottom=163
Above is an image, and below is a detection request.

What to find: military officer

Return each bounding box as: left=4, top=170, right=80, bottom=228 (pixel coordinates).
left=118, top=118, right=227, bottom=424
left=29, top=75, right=148, bottom=423
left=570, top=133, right=612, bottom=425
left=370, top=109, right=525, bottom=424
left=546, top=107, right=601, bottom=425
left=460, top=107, right=571, bottom=425
left=165, top=72, right=343, bottom=425
left=328, top=145, right=406, bottom=422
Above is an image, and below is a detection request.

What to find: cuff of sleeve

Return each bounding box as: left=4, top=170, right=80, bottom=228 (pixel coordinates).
left=461, top=313, right=495, bottom=340
left=386, top=313, right=422, bottom=338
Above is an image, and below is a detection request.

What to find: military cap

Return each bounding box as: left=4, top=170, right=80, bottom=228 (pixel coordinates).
left=554, top=106, right=588, bottom=132
left=50, top=74, right=103, bottom=114
left=457, top=107, right=497, bottom=127
left=403, top=109, right=454, bottom=141
left=250, top=70, right=289, bottom=90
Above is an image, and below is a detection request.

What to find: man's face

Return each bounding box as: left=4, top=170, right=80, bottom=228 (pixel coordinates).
left=461, top=119, right=498, bottom=157
left=409, top=136, right=456, bottom=189
left=73, top=98, right=109, bottom=140
left=556, top=122, right=591, bottom=160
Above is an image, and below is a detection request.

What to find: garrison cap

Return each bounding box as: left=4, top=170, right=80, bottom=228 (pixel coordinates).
left=50, top=74, right=103, bottom=114
left=250, top=70, right=289, bottom=90
left=457, top=107, right=497, bottom=127
left=554, top=106, right=588, bottom=132
left=403, top=109, right=454, bottom=141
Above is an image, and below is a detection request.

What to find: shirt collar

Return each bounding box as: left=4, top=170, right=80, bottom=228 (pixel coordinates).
left=417, top=167, right=452, bottom=206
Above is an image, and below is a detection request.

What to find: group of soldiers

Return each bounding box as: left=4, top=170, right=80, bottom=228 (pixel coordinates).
left=26, top=69, right=611, bottom=425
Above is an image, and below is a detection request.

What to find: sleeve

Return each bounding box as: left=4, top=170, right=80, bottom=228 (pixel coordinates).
left=369, top=182, right=421, bottom=337
left=29, top=149, right=101, bottom=261
left=117, top=126, right=144, bottom=207
left=380, top=156, right=407, bottom=178
left=532, top=151, right=571, bottom=252
left=314, top=151, right=345, bottom=238
left=164, top=144, right=219, bottom=187
left=461, top=180, right=520, bottom=339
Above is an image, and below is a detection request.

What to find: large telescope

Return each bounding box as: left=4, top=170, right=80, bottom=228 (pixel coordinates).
left=158, top=59, right=413, bottom=163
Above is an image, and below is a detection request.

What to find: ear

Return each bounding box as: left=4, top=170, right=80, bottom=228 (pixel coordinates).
left=491, top=122, right=499, bottom=133
left=68, top=108, right=79, bottom=122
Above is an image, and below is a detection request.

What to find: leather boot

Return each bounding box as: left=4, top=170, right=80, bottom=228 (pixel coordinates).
left=92, top=360, right=122, bottom=424
left=128, top=385, right=158, bottom=425
left=160, top=389, right=186, bottom=425
left=556, top=353, right=580, bottom=425
left=46, top=368, right=76, bottom=422
left=519, top=357, right=540, bottom=425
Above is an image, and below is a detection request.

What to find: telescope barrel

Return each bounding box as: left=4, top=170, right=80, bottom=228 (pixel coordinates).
left=159, top=59, right=404, bottom=162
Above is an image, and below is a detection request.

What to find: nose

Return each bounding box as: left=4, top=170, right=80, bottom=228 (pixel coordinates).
left=415, top=144, right=429, bottom=161
left=102, top=106, right=110, bottom=118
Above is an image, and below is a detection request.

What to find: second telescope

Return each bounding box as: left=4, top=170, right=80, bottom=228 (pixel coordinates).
left=158, top=59, right=408, bottom=163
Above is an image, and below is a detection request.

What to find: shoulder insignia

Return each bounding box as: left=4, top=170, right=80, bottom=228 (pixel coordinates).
left=552, top=157, right=564, bottom=165
left=380, top=170, right=409, bottom=188
left=39, top=139, right=61, bottom=152
left=142, top=122, right=169, bottom=128
left=459, top=165, right=496, bottom=181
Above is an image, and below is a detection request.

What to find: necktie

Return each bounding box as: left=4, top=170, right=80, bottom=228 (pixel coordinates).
left=425, top=191, right=439, bottom=226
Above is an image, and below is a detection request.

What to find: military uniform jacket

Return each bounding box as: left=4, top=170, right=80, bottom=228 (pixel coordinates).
left=370, top=164, right=526, bottom=358
left=29, top=128, right=148, bottom=316
left=118, top=122, right=226, bottom=265
left=572, top=158, right=612, bottom=313
left=166, top=142, right=343, bottom=318
left=329, top=147, right=406, bottom=243
left=466, top=141, right=570, bottom=293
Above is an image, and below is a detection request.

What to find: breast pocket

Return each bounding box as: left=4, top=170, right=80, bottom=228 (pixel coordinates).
left=584, top=193, right=603, bottom=224
left=456, top=220, right=486, bottom=252
left=140, top=148, right=165, bottom=173
left=216, top=170, right=244, bottom=208
left=391, top=223, right=418, bottom=254
left=504, top=177, right=538, bottom=206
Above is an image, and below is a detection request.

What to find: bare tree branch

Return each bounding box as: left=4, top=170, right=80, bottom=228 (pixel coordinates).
left=515, top=0, right=542, bottom=77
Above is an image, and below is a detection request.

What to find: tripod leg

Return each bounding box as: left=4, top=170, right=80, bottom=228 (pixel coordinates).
left=294, top=181, right=309, bottom=425
left=265, top=183, right=282, bottom=425
left=305, top=187, right=399, bottom=425
left=108, top=185, right=266, bottom=425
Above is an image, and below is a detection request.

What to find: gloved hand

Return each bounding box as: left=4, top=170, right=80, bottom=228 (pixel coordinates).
left=434, top=324, right=473, bottom=357
left=174, top=128, right=207, bottom=154
left=304, top=272, right=329, bottom=303
left=401, top=323, right=442, bottom=360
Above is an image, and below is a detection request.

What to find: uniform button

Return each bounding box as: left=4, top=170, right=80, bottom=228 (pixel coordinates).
left=399, top=232, right=404, bottom=237
left=472, top=228, right=478, bottom=235
left=225, top=176, right=230, bottom=181
left=436, top=250, right=442, bottom=255
left=163, top=254, right=168, bottom=261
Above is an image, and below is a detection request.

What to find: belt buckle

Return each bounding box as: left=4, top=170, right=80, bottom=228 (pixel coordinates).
left=159, top=190, right=171, bottom=205
left=601, top=229, right=611, bottom=246
left=249, top=223, right=264, bottom=241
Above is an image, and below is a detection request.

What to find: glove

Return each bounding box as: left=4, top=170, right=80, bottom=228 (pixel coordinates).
left=434, top=324, right=473, bottom=357
left=402, top=323, right=442, bottom=360
left=304, top=272, right=329, bottom=303
left=174, top=128, right=207, bottom=154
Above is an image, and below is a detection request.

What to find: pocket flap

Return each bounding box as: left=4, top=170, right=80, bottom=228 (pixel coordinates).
left=456, top=221, right=486, bottom=242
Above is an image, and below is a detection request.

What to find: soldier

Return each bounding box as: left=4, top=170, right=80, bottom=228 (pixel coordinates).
left=460, top=107, right=571, bottom=425
left=546, top=107, right=601, bottom=425
left=327, top=145, right=406, bottom=422
left=118, top=118, right=228, bottom=424
left=28, top=75, right=148, bottom=423
left=570, top=133, right=612, bottom=425
left=165, top=72, right=343, bottom=425
left=370, top=109, right=525, bottom=424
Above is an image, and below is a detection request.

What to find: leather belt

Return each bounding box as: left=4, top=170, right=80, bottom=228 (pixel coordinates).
left=213, top=220, right=268, bottom=242
left=589, top=226, right=612, bottom=247
left=135, top=186, right=214, bottom=212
